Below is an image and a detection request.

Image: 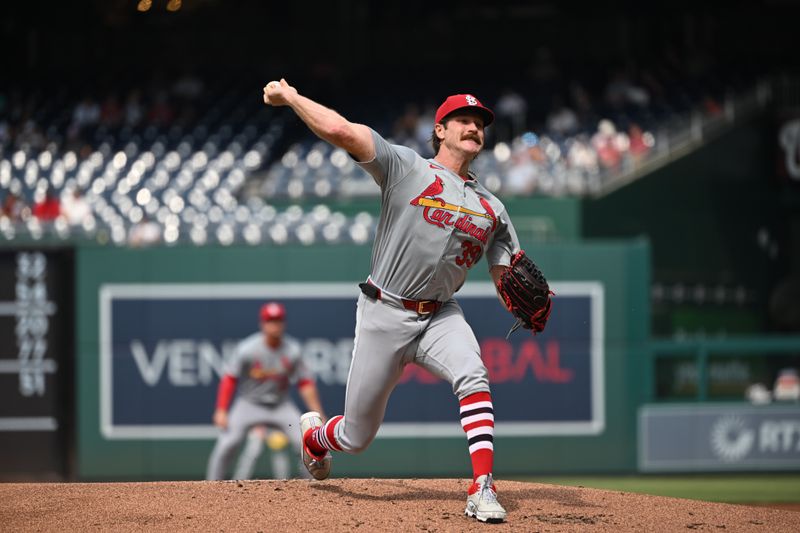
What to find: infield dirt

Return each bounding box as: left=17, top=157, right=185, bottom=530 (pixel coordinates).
left=1, top=478, right=798, bottom=532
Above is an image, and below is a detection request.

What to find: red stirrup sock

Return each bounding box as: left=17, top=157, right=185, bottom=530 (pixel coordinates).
left=459, top=392, right=495, bottom=481
left=305, top=415, right=344, bottom=456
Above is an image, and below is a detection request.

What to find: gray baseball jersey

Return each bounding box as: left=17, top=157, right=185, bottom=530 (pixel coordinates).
left=327, top=129, right=520, bottom=454
left=361, top=128, right=519, bottom=301
left=224, top=333, right=312, bottom=406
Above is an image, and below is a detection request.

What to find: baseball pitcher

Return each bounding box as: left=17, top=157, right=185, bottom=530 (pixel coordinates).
left=205, top=302, right=326, bottom=480
left=262, top=80, right=552, bottom=523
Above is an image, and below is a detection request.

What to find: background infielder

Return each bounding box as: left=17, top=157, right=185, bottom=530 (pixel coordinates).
left=206, top=302, right=325, bottom=480
left=263, top=79, right=551, bottom=524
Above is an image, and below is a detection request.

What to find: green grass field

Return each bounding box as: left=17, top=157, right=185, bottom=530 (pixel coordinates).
left=520, top=475, right=800, bottom=503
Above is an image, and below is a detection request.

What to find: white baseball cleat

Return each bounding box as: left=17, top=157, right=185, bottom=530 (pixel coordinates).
left=300, top=411, right=331, bottom=480
left=465, top=474, right=507, bottom=523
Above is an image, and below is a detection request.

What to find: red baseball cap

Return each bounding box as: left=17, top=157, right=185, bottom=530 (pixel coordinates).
left=435, top=94, right=494, bottom=126
left=260, top=302, right=286, bottom=322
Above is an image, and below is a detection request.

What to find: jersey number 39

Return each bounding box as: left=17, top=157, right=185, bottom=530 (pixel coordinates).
left=455, top=240, right=482, bottom=269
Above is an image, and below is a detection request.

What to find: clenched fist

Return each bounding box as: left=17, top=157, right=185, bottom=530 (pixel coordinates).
left=263, top=78, right=296, bottom=107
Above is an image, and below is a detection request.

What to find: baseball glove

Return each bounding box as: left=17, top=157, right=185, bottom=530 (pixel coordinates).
left=496, top=250, right=553, bottom=337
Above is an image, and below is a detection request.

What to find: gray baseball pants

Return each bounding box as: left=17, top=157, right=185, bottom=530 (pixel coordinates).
left=331, top=292, right=490, bottom=453
left=233, top=427, right=291, bottom=480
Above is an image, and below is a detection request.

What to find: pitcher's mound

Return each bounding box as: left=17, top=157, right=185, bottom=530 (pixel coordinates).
left=2, top=478, right=798, bottom=532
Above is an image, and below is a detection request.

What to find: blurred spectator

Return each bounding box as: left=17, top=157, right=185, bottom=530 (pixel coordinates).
left=505, top=149, right=538, bottom=195
left=60, top=188, right=90, bottom=226
left=128, top=214, right=162, bottom=247
left=640, top=68, right=667, bottom=109
left=1, top=192, right=26, bottom=221
left=702, top=93, right=723, bottom=117
left=148, top=90, right=175, bottom=127
left=566, top=135, right=600, bottom=177
left=69, top=96, right=100, bottom=139
left=604, top=69, right=650, bottom=110
left=414, top=104, right=436, bottom=150
left=15, top=120, right=44, bottom=150
left=568, top=81, right=597, bottom=131
left=745, top=383, right=772, bottom=405
left=392, top=103, right=420, bottom=142
left=505, top=134, right=547, bottom=195
left=124, top=89, right=145, bottom=127
left=32, top=188, right=60, bottom=221
left=626, top=76, right=650, bottom=108
left=627, top=123, right=653, bottom=161
left=0, top=117, right=10, bottom=145
left=494, top=88, right=528, bottom=143
left=172, top=70, right=204, bottom=102
left=592, top=119, right=627, bottom=170
left=546, top=95, right=579, bottom=137
left=604, top=70, right=629, bottom=110
left=773, top=368, right=800, bottom=402
left=100, top=94, right=124, bottom=128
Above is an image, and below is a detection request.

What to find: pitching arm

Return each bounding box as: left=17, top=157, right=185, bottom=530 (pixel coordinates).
left=263, top=79, right=374, bottom=162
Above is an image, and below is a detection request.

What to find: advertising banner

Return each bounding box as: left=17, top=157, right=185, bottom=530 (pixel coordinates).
left=639, top=404, right=800, bottom=471
left=100, top=282, right=604, bottom=439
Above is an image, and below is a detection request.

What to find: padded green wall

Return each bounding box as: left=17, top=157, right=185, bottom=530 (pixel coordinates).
left=76, top=239, right=649, bottom=480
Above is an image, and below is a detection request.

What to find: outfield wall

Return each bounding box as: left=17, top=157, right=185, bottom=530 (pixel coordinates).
left=75, top=239, right=650, bottom=480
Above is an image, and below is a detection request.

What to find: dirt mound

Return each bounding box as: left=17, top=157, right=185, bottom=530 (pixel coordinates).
left=1, top=478, right=798, bottom=532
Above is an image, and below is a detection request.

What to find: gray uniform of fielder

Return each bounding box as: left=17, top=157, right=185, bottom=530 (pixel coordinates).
left=331, top=129, right=520, bottom=453
left=206, top=333, right=313, bottom=480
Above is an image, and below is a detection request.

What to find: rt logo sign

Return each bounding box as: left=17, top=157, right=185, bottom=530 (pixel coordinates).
left=710, top=416, right=755, bottom=462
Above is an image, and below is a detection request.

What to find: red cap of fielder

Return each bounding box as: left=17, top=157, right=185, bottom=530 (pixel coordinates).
left=435, top=94, right=494, bottom=126
left=260, top=302, right=286, bottom=322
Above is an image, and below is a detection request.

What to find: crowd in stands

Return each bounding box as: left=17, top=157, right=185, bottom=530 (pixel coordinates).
left=0, top=71, right=379, bottom=247
left=258, top=46, right=735, bottom=200
left=0, top=48, right=747, bottom=245
left=383, top=49, right=734, bottom=196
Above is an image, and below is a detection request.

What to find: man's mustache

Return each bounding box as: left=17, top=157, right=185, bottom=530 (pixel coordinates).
left=461, top=134, right=482, bottom=144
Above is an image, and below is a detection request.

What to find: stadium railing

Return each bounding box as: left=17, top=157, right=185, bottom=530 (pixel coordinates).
left=647, top=335, right=800, bottom=402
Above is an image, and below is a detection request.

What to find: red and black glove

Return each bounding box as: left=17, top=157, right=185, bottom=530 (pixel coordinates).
left=496, top=250, right=553, bottom=336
